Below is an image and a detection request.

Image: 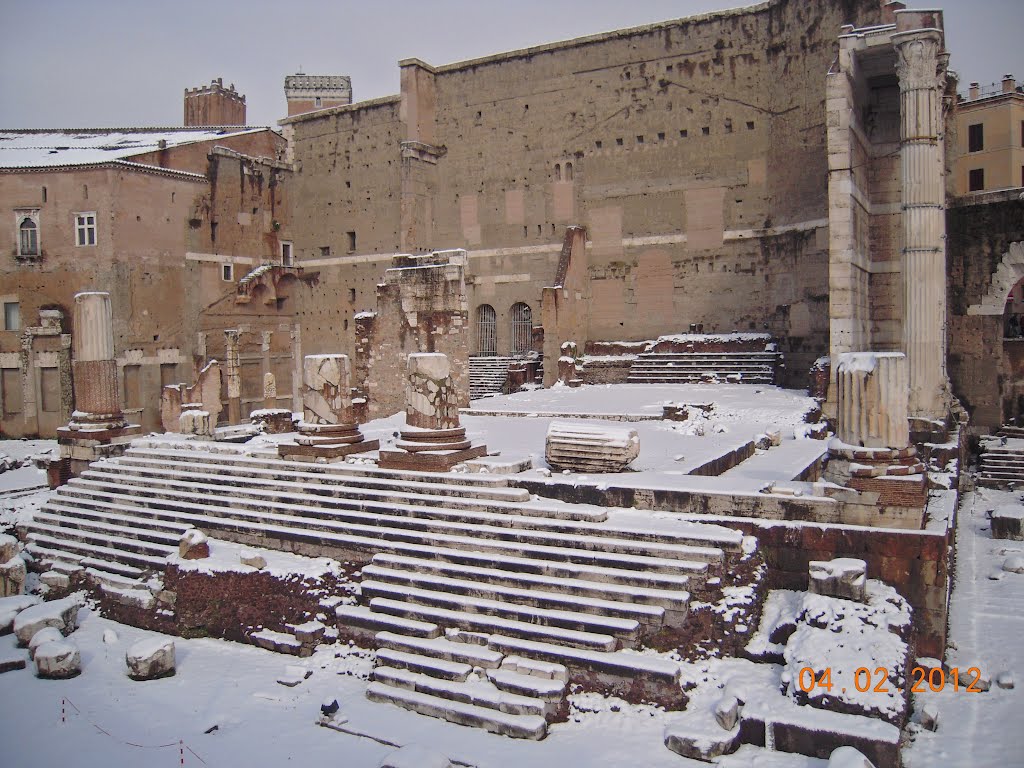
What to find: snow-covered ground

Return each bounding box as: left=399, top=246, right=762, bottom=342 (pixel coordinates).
left=0, top=439, right=54, bottom=494
left=0, top=381, right=1021, bottom=766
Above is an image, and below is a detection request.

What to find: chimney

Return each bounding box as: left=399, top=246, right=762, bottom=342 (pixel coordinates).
left=882, top=1, right=906, bottom=25
left=969, top=82, right=979, bottom=100
left=1003, top=74, right=1016, bottom=94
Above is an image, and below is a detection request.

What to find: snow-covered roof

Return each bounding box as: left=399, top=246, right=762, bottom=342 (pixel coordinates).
left=0, top=127, right=271, bottom=169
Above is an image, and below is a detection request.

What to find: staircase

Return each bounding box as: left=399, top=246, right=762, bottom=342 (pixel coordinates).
left=469, top=356, right=513, bottom=399
left=22, top=438, right=748, bottom=740
left=978, top=433, right=1024, bottom=487
left=627, top=351, right=781, bottom=385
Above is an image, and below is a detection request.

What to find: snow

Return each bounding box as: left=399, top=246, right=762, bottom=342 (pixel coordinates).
left=0, top=128, right=268, bottom=169
left=169, top=537, right=343, bottom=580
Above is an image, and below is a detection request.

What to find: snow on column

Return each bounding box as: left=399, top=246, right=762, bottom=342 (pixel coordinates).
left=835, top=352, right=910, bottom=450
left=69, top=291, right=124, bottom=426
left=894, top=27, right=949, bottom=420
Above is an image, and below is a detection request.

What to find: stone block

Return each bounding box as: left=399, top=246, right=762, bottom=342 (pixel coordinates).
left=545, top=421, right=639, bottom=473
left=179, top=529, right=210, bottom=560
left=808, top=558, right=867, bottom=602
left=179, top=408, right=214, bottom=438
left=13, top=597, right=81, bottom=646
left=34, top=640, right=81, bottom=679
left=126, top=637, right=176, bottom=680
left=28, top=627, right=64, bottom=660
left=714, top=695, right=741, bottom=731
left=828, top=746, right=875, bottom=768
left=240, top=550, right=267, bottom=570
left=0, top=555, right=27, bottom=597
left=991, top=505, right=1024, bottom=540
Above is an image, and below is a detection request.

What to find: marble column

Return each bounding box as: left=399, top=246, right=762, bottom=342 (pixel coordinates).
left=279, top=354, right=377, bottom=461
left=378, top=352, right=486, bottom=470
left=224, top=330, right=241, bottom=424
left=894, top=29, right=948, bottom=420
left=834, top=352, right=910, bottom=449
left=68, top=292, right=125, bottom=429
left=56, top=292, right=141, bottom=482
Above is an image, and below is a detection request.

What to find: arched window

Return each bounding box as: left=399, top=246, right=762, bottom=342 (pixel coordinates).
left=510, top=302, right=532, bottom=355
left=554, top=163, right=561, bottom=181
left=476, top=304, right=497, bottom=356
left=565, top=161, right=574, bottom=181
left=18, top=217, right=38, bottom=257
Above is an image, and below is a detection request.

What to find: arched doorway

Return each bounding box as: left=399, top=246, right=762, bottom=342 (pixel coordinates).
left=510, top=302, right=532, bottom=356
left=476, top=304, right=496, bottom=356
left=1003, top=276, right=1024, bottom=423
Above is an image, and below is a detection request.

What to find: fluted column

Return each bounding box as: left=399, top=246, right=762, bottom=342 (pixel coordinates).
left=835, top=352, right=910, bottom=449
left=894, top=29, right=948, bottom=420
left=69, top=292, right=124, bottom=426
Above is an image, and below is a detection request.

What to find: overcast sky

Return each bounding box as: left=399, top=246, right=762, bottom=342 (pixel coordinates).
left=1, top=0, right=1020, bottom=129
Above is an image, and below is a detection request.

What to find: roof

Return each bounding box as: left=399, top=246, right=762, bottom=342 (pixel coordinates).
left=0, top=127, right=273, bottom=170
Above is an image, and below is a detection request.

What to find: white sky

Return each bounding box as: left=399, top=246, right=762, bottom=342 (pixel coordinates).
left=0, top=0, right=1020, bottom=129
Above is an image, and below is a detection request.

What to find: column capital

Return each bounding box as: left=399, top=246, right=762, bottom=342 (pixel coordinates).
left=892, top=30, right=945, bottom=92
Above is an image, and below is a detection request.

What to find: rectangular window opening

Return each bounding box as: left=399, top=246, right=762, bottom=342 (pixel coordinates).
left=346, top=231, right=356, bottom=252
left=3, top=302, right=20, bottom=331
left=74, top=212, right=96, bottom=246
left=968, top=123, right=984, bottom=153
left=222, top=263, right=233, bottom=281
left=969, top=168, right=985, bottom=192
left=320, top=246, right=331, bottom=257
left=281, top=241, right=294, bottom=266
left=680, top=129, right=688, bottom=138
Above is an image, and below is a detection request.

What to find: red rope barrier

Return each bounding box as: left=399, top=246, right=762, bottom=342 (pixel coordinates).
left=59, top=697, right=206, bottom=763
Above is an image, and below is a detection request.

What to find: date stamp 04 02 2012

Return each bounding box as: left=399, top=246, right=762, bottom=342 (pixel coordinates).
left=797, top=666, right=986, bottom=695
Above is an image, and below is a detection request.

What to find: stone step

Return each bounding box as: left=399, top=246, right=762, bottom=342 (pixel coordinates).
left=365, top=681, right=547, bottom=740
left=25, top=532, right=167, bottom=574
left=25, top=542, right=146, bottom=583
left=334, top=604, right=440, bottom=640
left=368, top=598, right=619, bottom=652
left=375, top=648, right=472, bottom=681
left=123, top=442, right=516, bottom=489
left=52, top=487, right=723, bottom=572
left=73, top=469, right=610, bottom=528
left=369, top=553, right=697, bottom=601
left=361, top=565, right=673, bottom=627
left=373, top=631, right=504, bottom=669
left=361, top=580, right=644, bottom=641
left=486, top=634, right=680, bottom=687
left=82, top=468, right=735, bottom=545
left=117, top=452, right=527, bottom=503
left=486, top=667, right=567, bottom=701
left=372, top=666, right=552, bottom=719
left=27, top=521, right=175, bottom=561
left=44, top=493, right=709, bottom=587
left=34, top=509, right=184, bottom=548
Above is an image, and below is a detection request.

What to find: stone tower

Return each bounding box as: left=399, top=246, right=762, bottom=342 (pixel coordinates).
left=284, top=73, right=352, bottom=116
left=184, top=78, right=247, bottom=127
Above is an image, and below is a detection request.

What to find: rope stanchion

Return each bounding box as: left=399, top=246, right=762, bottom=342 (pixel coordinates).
left=59, top=697, right=206, bottom=764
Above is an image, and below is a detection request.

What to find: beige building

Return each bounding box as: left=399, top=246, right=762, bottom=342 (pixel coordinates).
left=953, top=74, right=1024, bottom=195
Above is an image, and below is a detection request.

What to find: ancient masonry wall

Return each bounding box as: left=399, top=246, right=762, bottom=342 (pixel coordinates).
left=285, top=0, right=886, bottom=387
left=353, top=252, right=470, bottom=420
left=947, top=192, right=1024, bottom=429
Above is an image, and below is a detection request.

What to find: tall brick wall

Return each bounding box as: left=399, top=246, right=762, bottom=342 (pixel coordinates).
left=283, top=0, right=885, bottom=389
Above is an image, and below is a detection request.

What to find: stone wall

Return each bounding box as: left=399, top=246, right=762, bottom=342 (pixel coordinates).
left=947, top=192, right=1024, bottom=429
left=354, top=251, right=470, bottom=420
left=283, top=0, right=887, bottom=393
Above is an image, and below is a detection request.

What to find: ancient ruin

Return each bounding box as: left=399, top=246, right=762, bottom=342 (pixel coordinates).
left=377, top=353, right=486, bottom=471
left=278, top=354, right=378, bottom=461
left=1, top=0, right=1023, bottom=765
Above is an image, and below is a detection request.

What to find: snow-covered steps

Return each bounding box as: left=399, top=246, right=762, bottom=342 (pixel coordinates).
left=360, top=566, right=674, bottom=627
left=372, top=666, right=552, bottom=719
left=368, top=598, right=620, bottom=652
left=469, top=355, right=515, bottom=399
left=627, top=351, right=781, bottom=385
left=374, top=632, right=504, bottom=669
left=978, top=438, right=1024, bottom=487
left=334, top=605, right=441, bottom=644
left=361, top=581, right=644, bottom=643
left=366, top=681, right=548, bottom=740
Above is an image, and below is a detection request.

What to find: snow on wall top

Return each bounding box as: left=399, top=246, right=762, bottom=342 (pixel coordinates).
left=0, top=127, right=269, bottom=169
